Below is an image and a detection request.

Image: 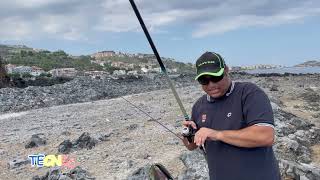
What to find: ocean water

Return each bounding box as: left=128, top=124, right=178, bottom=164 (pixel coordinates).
left=244, top=67, right=320, bottom=74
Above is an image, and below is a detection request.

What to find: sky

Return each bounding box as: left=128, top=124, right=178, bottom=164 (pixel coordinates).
left=0, top=0, right=319, bottom=66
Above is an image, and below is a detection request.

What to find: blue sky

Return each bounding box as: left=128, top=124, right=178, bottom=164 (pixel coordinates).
left=0, top=0, right=319, bottom=66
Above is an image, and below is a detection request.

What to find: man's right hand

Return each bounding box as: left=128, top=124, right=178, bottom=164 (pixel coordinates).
left=182, top=120, right=197, bottom=130
left=181, top=120, right=198, bottom=150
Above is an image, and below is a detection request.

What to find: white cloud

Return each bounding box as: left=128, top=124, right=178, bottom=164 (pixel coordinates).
left=0, top=17, right=33, bottom=41
left=0, top=0, right=320, bottom=41
left=192, top=5, right=320, bottom=37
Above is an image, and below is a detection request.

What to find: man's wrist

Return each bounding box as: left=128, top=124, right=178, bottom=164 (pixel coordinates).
left=216, top=130, right=224, bottom=141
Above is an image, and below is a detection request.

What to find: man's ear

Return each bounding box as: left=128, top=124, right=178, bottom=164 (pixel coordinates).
left=225, top=65, right=229, bottom=74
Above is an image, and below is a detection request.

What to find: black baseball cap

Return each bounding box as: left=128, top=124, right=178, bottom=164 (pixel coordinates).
left=195, top=51, right=225, bottom=80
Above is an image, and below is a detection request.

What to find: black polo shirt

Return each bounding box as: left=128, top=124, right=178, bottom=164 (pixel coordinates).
left=192, top=82, right=280, bottom=180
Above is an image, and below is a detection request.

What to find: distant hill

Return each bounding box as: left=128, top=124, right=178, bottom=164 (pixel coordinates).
left=294, top=60, right=320, bottom=67
left=0, top=44, right=33, bottom=58
left=0, top=44, right=102, bottom=71
left=0, top=44, right=194, bottom=73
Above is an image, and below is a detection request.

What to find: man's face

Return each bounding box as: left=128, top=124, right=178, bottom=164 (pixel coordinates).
left=199, top=73, right=229, bottom=98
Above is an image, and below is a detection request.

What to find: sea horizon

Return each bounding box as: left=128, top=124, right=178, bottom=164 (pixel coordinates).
left=245, top=66, right=320, bottom=74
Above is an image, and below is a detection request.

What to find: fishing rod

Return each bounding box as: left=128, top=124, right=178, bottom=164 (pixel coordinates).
left=129, top=0, right=195, bottom=142
left=121, top=96, right=183, bottom=141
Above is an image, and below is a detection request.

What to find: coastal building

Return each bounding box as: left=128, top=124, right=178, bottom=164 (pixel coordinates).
left=11, top=66, right=33, bottom=74
left=4, top=64, right=44, bottom=76
left=4, top=64, right=16, bottom=74
left=84, top=71, right=109, bottom=79
left=113, top=70, right=126, bottom=76
left=230, top=66, right=242, bottom=72
left=30, top=66, right=45, bottom=76
left=127, top=70, right=138, bottom=75
left=151, top=67, right=161, bottom=73
left=141, top=67, right=149, bottom=73
left=91, top=60, right=105, bottom=66
left=111, top=61, right=125, bottom=68
left=49, top=68, right=77, bottom=78
left=91, top=51, right=116, bottom=59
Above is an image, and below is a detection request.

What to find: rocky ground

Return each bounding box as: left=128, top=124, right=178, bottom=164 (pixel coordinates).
left=0, top=74, right=195, bottom=113
left=0, top=73, right=319, bottom=180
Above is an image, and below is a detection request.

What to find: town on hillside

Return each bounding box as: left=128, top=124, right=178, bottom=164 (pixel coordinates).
left=1, top=44, right=313, bottom=80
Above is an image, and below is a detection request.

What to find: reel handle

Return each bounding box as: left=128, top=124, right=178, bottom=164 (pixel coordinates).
left=182, top=126, right=196, bottom=143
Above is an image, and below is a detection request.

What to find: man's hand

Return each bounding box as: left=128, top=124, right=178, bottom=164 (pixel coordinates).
left=194, top=127, right=221, bottom=146
left=182, top=120, right=197, bottom=130
left=181, top=120, right=198, bottom=150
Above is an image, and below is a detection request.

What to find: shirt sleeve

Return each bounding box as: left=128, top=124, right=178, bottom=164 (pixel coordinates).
left=191, top=96, right=205, bottom=127
left=191, top=101, right=199, bottom=127
left=242, top=83, right=274, bottom=126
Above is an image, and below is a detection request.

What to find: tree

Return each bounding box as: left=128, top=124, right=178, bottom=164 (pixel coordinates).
left=0, top=57, right=11, bottom=88
left=21, top=73, right=32, bottom=78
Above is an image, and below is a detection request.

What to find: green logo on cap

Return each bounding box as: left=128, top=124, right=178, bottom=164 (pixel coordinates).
left=198, top=61, right=215, bottom=67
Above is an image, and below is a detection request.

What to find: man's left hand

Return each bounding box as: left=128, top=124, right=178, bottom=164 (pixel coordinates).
left=194, top=127, right=221, bottom=146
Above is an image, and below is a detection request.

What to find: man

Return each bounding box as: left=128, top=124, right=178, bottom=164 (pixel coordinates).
left=182, top=52, right=280, bottom=180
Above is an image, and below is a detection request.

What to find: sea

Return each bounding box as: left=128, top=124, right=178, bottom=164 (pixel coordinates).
left=244, top=67, right=320, bottom=74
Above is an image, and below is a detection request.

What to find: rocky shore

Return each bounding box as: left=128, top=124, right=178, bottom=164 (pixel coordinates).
left=0, top=74, right=196, bottom=113
left=0, top=73, right=319, bottom=179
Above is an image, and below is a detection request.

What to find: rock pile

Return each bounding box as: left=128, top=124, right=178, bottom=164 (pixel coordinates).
left=58, top=133, right=98, bottom=154
left=0, top=74, right=196, bottom=113
left=25, top=134, right=47, bottom=149
left=32, top=166, right=95, bottom=180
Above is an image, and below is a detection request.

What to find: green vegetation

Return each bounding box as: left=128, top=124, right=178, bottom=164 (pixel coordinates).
left=4, top=49, right=103, bottom=71
left=1, top=44, right=195, bottom=73
left=8, top=73, right=21, bottom=78
left=99, top=56, right=195, bottom=73
left=103, top=62, right=121, bottom=74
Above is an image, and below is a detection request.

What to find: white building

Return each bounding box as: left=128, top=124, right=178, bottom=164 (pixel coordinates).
left=140, top=67, right=149, bottom=73
left=127, top=70, right=138, bottom=75
left=113, top=70, right=126, bottom=76
left=12, top=66, right=33, bottom=74
left=84, top=71, right=109, bottom=79
left=5, top=64, right=16, bottom=74
left=30, top=66, right=45, bottom=76
left=49, top=68, right=77, bottom=78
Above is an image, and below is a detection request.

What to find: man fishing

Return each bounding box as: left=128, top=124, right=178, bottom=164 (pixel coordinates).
left=182, top=51, right=281, bottom=180
left=129, top=1, right=280, bottom=179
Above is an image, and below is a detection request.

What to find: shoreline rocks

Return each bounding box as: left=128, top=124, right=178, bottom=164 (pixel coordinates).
left=0, top=74, right=196, bottom=113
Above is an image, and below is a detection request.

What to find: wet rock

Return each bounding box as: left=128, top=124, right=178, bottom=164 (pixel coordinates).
left=61, top=131, right=71, bottom=136
left=126, top=124, right=138, bottom=130
left=279, top=159, right=320, bottom=180
left=0, top=149, right=6, bottom=155
left=97, top=133, right=112, bottom=142
left=270, top=84, right=279, bottom=91
left=25, top=134, right=47, bottom=148
left=178, top=149, right=209, bottom=180
left=291, top=118, right=313, bottom=131
left=8, top=158, right=30, bottom=169
left=58, top=140, right=73, bottom=154
left=74, top=132, right=97, bottom=150
left=127, top=160, right=134, bottom=168
left=69, top=166, right=95, bottom=180
left=32, top=166, right=95, bottom=180
left=58, top=133, right=97, bottom=154
left=300, top=88, right=320, bottom=103
left=309, top=127, right=320, bottom=144
left=128, top=163, right=173, bottom=180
